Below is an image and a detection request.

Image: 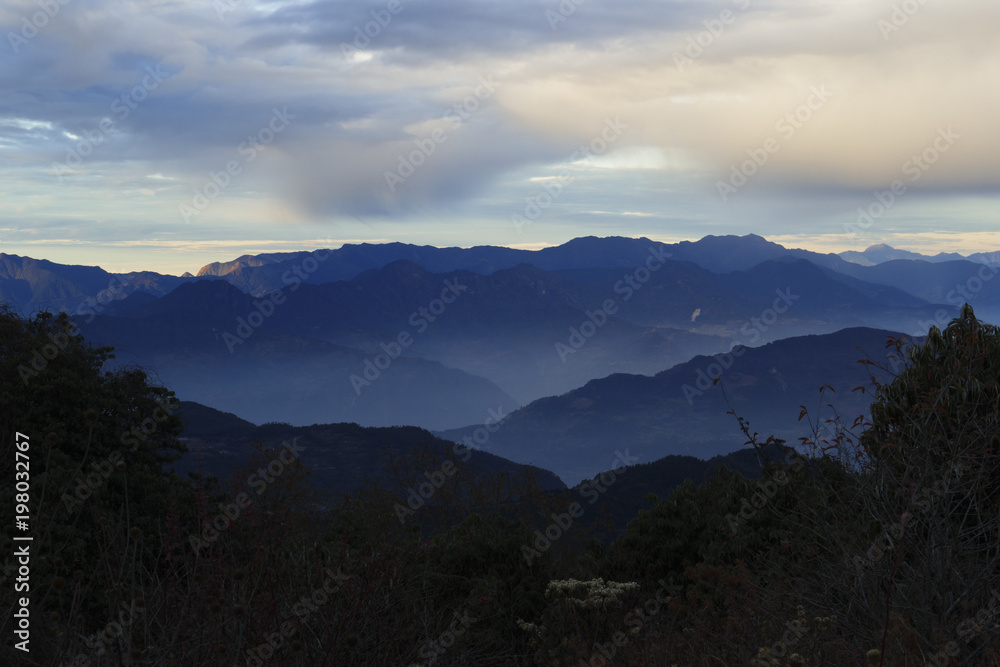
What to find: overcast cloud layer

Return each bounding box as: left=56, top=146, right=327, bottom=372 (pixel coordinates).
left=1, top=0, right=998, bottom=273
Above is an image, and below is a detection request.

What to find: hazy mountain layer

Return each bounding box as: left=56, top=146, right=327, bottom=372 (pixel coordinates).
left=439, top=327, right=907, bottom=485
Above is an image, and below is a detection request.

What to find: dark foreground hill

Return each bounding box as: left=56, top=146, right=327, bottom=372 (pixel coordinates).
left=562, top=446, right=772, bottom=540
left=172, top=401, right=567, bottom=500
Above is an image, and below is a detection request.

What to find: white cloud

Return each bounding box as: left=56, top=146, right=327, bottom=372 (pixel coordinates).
left=0, top=0, right=997, bottom=267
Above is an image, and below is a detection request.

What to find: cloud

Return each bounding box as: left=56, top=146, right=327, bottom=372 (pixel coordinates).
left=0, top=0, right=998, bottom=266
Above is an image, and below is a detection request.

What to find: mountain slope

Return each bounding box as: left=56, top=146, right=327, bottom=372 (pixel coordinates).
left=838, top=243, right=1000, bottom=266
left=88, top=264, right=732, bottom=405
left=0, top=253, right=191, bottom=314
left=439, top=327, right=907, bottom=485
left=853, top=260, right=1000, bottom=309
left=77, top=282, right=522, bottom=431
left=196, top=251, right=313, bottom=277
left=172, top=401, right=566, bottom=499
left=196, top=234, right=858, bottom=295
left=79, top=253, right=952, bottom=423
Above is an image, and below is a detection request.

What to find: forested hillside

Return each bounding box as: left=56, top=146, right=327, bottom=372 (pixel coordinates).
left=2, top=304, right=999, bottom=665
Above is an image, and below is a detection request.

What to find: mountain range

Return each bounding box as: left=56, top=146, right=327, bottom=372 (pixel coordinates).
left=7, top=235, right=1000, bottom=316
left=3, top=233, right=991, bottom=487
left=65, top=248, right=950, bottom=429
left=838, top=242, right=1000, bottom=267
left=440, top=326, right=906, bottom=485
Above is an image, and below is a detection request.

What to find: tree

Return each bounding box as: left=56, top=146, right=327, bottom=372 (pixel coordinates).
left=0, top=305, right=190, bottom=662
left=843, top=304, right=1000, bottom=664
left=861, top=303, right=1000, bottom=478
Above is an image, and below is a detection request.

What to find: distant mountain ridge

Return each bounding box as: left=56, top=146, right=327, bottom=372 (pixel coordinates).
left=439, top=326, right=908, bottom=485
left=0, top=253, right=193, bottom=315
left=200, top=235, right=860, bottom=296
left=196, top=251, right=313, bottom=277
left=195, top=235, right=1000, bottom=295
left=7, top=235, right=1000, bottom=319
left=74, top=252, right=951, bottom=430
left=77, top=279, right=523, bottom=432
left=839, top=243, right=1000, bottom=267
left=7, top=237, right=989, bottom=489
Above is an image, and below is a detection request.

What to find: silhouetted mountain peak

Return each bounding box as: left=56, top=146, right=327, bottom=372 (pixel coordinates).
left=839, top=244, right=963, bottom=266
left=122, top=278, right=247, bottom=319
left=196, top=251, right=313, bottom=277
left=352, top=259, right=436, bottom=285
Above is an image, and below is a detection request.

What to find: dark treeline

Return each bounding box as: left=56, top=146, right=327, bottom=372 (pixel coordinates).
left=1, top=303, right=999, bottom=665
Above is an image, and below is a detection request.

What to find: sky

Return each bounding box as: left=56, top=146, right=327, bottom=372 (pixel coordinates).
left=1, top=0, right=999, bottom=275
